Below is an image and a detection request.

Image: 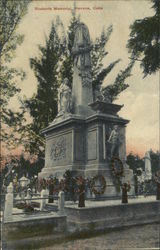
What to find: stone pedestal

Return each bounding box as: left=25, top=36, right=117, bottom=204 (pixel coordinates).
left=39, top=102, right=134, bottom=197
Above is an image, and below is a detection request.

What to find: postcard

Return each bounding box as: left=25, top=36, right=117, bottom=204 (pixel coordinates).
left=1, top=0, right=159, bottom=249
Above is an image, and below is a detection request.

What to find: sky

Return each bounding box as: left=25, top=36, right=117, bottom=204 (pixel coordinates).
left=8, top=0, right=159, bottom=157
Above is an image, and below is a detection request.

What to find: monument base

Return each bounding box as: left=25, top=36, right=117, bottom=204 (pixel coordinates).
left=65, top=199, right=160, bottom=233
left=39, top=101, right=134, bottom=198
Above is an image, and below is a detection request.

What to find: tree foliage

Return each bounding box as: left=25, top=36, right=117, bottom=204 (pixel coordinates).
left=59, top=15, right=80, bottom=88
left=150, top=150, right=160, bottom=174
left=21, top=22, right=64, bottom=156
left=0, top=0, right=30, bottom=146
left=104, top=60, right=134, bottom=102
left=127, top=0, right=160, bottom=76
left=127, top=153, right=144, bottom=173
left=1, top=154, right=44, bottom=191
left=127, top=150, right=160, bottom=176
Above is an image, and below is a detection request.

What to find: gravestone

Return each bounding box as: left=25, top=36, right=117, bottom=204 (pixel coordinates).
left=4, top=183, right=13, bottom=222
left=40, top=189, right=47, bottom=211
left=26, top=188, right=32, bottom=205
left=39, top=22, right=134, bottom=197
left=58, top=191, right=65, bottom=215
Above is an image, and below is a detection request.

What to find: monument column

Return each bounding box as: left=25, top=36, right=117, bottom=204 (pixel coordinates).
left=72, top=23, right=93, bottom=115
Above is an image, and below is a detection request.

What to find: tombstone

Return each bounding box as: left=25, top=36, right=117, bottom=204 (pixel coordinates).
left=40, top=189, right=47, bottom=211
left=4, top=182, right=13, bottom=222
left=58, top=191, right=65, bottom=215
left=39, top=22, right=134, bottom=198
left=26, top=188, right=32, bottom=205
left=15, top=193, right=21, bottom=200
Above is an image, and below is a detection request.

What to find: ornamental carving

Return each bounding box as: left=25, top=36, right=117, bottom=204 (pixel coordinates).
left=50, top=137, right=66, bottom=161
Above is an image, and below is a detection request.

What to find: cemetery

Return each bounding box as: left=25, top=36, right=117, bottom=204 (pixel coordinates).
left=1, top=21, right=160, bottom=249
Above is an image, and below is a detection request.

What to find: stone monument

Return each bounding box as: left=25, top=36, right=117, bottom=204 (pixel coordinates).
left=39, top=22, right=134, bottom=197
left=144, top=150, right=152, bottom=181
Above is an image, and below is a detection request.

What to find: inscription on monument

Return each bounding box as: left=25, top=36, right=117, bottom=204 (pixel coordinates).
left=50, top=137, right=66, bottom=161
left=75, top=132, right=84, bottom=161
left=87, top=130, right=97, bottom=160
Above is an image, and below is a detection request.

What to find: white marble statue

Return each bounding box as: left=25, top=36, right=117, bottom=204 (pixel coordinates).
left=144, top=150, right=152, bottom=181
left=58, top=78, right=71, bottom=115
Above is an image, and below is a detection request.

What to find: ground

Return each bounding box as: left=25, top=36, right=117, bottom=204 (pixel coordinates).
left=39, top=223, right=160, bottom=250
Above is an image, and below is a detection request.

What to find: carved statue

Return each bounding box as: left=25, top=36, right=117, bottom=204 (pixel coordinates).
left=107, top=125, right=120, bottom=157
left=58, top=78, right=71, bottom=114
left=100, top=86, right=111, bottom=103
left=93, top=85, right=111, bottom=103
left=72, top=22, right=91, bottom=70
left=93, top=85, right=103, bottom=101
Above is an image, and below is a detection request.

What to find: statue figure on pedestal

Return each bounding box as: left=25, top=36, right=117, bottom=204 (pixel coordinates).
left=100, top=86, right=111, bottom=103
left=58, top=78, right=71, bottom=115
left=93, top=85, right=102, bottom=101
left=72, top=22, right=91, bottom=70
left=93, top=85, right=111, bottom=103
left=107, top=125, right=120, bottom=158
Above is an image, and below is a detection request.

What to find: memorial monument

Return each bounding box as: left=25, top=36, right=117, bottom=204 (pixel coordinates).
left=144, top=150, right=152, bottom=181
left=39, top=22, right=134, bottom=196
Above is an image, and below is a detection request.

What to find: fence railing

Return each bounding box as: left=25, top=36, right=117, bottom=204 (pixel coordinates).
left=3, top=182, right=65, bottom=223
left=2, top=181, right=158, bottom=223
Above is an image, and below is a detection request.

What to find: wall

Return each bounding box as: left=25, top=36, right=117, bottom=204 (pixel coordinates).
left=65, top=201, right=160, bottom=232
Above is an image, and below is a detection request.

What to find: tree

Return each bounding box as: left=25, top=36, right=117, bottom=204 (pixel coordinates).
left=1, top=154, right=44, bottom=192
left=0, top=0, right=30, bottom=147
left=127, top=150, right=160, bottom=176
left=59, top=15, right=80, bottom=88
left=127, top=0, right=160, bottom=76
left=21, top=22, right=64, bottom=156
left=150, top=150, right=160, bottom=175
left=127, top=153, right=144, bottom=173
left=103, top=60, right=134, bottom=102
